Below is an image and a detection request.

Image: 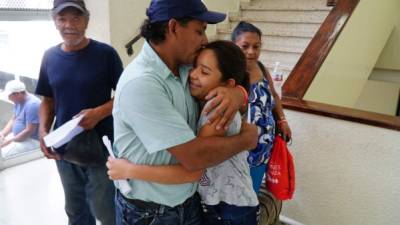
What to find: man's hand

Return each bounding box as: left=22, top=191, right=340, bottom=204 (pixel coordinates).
left=106, top=157, right=132, bottom=180
left=0, top=133, right=5, bottom=144
left=240, top=121, right=258, bottom=150
left=203, top=86, right=244, bottom=130
left=0, top=138, right=12, bottom=148
left=39, top=132, right=61, bottom=160
left=77, top=108, right=102, bottom=130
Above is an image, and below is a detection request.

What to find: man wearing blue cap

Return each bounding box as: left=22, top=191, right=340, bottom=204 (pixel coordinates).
left=111, top=0, right=258, bottom=224
left=35, top=0, right=123, bottom=225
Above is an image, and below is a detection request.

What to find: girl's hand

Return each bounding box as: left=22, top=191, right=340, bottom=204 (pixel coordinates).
left=106, top=157, right=132, bottom=180
left=198, top=116, right=225, bottom=137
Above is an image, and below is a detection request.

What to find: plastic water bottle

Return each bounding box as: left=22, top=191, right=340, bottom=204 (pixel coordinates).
left=272, top=62, right=283, bottom=98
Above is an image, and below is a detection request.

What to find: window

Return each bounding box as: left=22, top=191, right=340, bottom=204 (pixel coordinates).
left=0, top=0, right=60, bottom=169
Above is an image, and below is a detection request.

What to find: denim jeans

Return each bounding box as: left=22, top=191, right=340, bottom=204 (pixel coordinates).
left=115, top=191, right=202, bottom=225
left=202, top=202, right=259, bottom=225
left=56, top=160, right=116, bottom=225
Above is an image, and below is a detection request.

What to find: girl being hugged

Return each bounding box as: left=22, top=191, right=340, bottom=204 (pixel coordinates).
left=107, top=40, right=259, bottom=225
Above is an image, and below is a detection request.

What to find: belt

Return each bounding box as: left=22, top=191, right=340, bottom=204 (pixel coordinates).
left=121, top=193, right=161, bottom=210
left=119, top=191, right=199, bottom=210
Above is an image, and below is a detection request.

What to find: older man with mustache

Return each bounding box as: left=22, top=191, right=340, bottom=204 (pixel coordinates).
left=35, top=0, right=123, bottom=224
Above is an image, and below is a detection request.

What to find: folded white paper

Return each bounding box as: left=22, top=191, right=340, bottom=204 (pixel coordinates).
left=102, top=136, right=132, bottom=195
left=44, top=115, right=84, bottom=148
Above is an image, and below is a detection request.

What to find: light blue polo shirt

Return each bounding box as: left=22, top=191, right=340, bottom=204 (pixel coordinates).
left=113, top=41, right=199, bottom=207
left=12, top=94, right=40, bottom=140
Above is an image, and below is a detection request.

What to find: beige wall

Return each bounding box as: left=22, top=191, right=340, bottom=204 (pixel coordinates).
left=85, top=0, right=111, bottom=44
left=354, top=80, right=400, bottom=115
left=85, top=0, right=240, bottom=66
left=203, top=0, right=241, bottom=37
left=108, top=0, right=150, bottom=65
left=304, top=0, right=399, bottom=108
left=375, top=17, right=400, bottom=70
left=283, top=110, right=400, bottom=225
left=83, top=0, right=150, bottom=65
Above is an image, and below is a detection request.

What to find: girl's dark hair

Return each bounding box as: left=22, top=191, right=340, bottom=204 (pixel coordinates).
left=231, top=21, right=262, bottom=42
left=202, top=40, right=250, bottom=91
left=140, top=17, right=194, bottom=45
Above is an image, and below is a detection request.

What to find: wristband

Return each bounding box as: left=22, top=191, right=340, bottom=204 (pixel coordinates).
left=236, top=85, right=248, bottom=107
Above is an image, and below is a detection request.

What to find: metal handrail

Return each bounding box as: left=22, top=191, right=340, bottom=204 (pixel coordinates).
left=125, top=33, right=142, bottom=56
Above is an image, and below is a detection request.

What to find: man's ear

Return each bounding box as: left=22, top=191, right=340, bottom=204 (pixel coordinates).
left=167, top=19, right=178, bottom=36
left=84, top=17, right=89, bottom=29
left=226, top=78, right=236, bottom=88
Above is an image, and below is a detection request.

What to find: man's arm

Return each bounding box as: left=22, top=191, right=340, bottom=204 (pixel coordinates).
left=0, top=116, right=15, bottom=139
left=78, top=98, right=113, bottom=129
left=1, top=123, right=38, bottom=147
left=38, top=97, right=60, bottom=160
left=203, top=86, right=246, bottom=130
left=5, top=123, right=37, bottom=142
left=168, top=122, right=258, bottom=171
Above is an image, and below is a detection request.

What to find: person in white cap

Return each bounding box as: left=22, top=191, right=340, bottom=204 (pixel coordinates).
left=0, top=80, right=41, bottom=157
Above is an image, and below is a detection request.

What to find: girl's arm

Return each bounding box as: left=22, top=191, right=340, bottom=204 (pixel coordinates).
left=107, top=157, right=204, bottom=184
left=106, top=114, right=224, bottom=184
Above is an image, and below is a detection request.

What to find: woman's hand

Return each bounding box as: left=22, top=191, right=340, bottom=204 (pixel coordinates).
left=277, top=120, right=292, bottom=142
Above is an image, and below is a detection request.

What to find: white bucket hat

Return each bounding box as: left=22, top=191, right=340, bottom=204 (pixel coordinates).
left=2, top=80, right=26, bottom=97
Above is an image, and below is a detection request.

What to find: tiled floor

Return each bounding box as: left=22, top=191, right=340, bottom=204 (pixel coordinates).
left=0, top=158, right=67, bottom=225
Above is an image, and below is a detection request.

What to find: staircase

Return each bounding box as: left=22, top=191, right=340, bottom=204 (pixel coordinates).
left=216, top=0, right=333, bottom=79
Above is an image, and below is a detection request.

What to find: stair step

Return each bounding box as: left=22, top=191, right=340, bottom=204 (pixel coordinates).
left=230, top=10, right=330, bottom=24
left=259, top=50, right=302, bottom=71
left=218, top=21, right=321, bottom=38
left=215, top=0, right=332, bottom=78
left=262, top=36, right=311, bottom=53
left=241, top=0, right=332, bottom=11
left=218, top=34, right=311, bottom=54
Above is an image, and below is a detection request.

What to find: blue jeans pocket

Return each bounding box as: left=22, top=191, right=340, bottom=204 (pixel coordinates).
left=116, top=191, right=202, bottom=225
left=121, top=205, right=154, bottom=225
left=116, top=193, right=156, bottom=225
left=202, top=203, right=258, bottom=225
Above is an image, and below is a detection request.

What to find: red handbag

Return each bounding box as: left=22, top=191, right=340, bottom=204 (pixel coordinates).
left=266, top=135, right=295, bottom=200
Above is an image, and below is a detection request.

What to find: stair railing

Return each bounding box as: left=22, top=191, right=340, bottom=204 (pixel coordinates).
left=125, top=33, right=142, bottom=56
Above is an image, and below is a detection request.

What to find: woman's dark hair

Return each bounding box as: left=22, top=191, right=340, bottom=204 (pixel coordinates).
left=201, top=40, right=250, bottom=91
left=140, top=17, right=194, bottom=45
left=231, top=21, right=262, bottom=42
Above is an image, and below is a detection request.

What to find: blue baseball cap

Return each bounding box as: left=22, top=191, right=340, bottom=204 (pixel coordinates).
left=146, top=0, right=226, bottom=24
